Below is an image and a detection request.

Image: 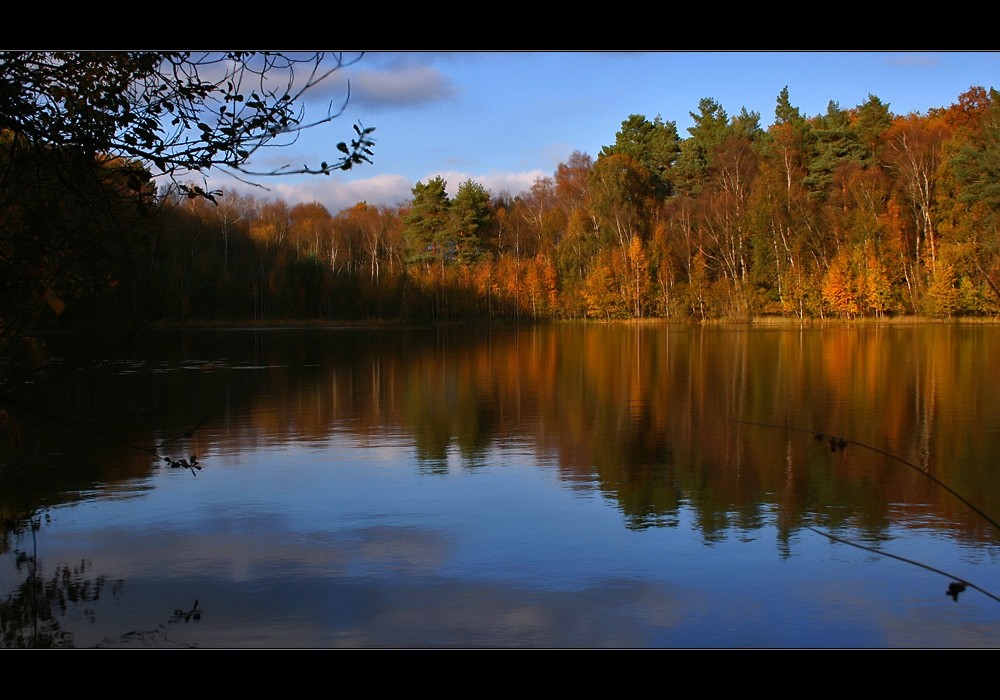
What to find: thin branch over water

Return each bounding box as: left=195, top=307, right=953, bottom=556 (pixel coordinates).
left=735, top=419, right=1000, bottom=604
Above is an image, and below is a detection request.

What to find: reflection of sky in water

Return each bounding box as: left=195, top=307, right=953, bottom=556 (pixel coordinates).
left=13, top=436, right=1000, bottom=648
left=9, top=326, right=1000, bottom=647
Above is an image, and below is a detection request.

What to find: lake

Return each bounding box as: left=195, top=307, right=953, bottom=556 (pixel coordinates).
left=2, top=322, right=1000, bottom=648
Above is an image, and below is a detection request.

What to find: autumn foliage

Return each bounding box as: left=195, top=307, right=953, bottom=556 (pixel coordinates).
left=10, top=81, right=1000, bottom=325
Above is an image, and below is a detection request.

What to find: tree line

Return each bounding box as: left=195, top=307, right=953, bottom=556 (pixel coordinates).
left=10, top=81, right=1000, bottom=327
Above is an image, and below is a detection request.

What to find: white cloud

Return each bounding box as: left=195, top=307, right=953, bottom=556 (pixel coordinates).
left=218, top=168, right=546, bottom=215
left=351, top=65, right=459, bottom=110
left=419, top=169, right=548, bottom=200
left=885, top=54, right=940, bottom=68
left=264, top=173, right=416, bottom=213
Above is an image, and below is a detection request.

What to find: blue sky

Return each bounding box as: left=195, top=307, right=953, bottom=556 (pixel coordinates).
left=213, top=51, right=1000, bottom=214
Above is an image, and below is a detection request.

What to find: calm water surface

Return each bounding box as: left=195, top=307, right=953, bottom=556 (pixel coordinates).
left=2, top=323, right=1000, bottom=648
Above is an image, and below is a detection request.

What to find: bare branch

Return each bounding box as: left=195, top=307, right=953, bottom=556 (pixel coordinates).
left=805, top=526, right=1000, bottom=604
left=0, top=51, right=376, bottom=193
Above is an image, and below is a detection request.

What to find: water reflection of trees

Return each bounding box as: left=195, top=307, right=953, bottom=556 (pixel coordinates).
left=8, top=325, right=1000, bottom=549
left=1, top=516, right=124, bottom=648
left=377, top=325, right=999, bottom=545
left=1, top=511, right=204, bottom=648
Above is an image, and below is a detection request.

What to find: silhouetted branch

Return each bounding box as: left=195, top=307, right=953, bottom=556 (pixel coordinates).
left=0, top=393, right=209, bottom=478
left=734, top=419, right=1000, bottom=533
left=735, top=419, right=1000, bottom=604
left=805, top=526, right=1000, bottom=603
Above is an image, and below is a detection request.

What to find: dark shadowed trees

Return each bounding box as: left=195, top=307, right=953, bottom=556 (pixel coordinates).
left=0, top=51, right=375, bottom=474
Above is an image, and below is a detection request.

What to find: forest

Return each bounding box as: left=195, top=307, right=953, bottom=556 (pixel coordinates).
left=7, top=77, right=1000, bottom=326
